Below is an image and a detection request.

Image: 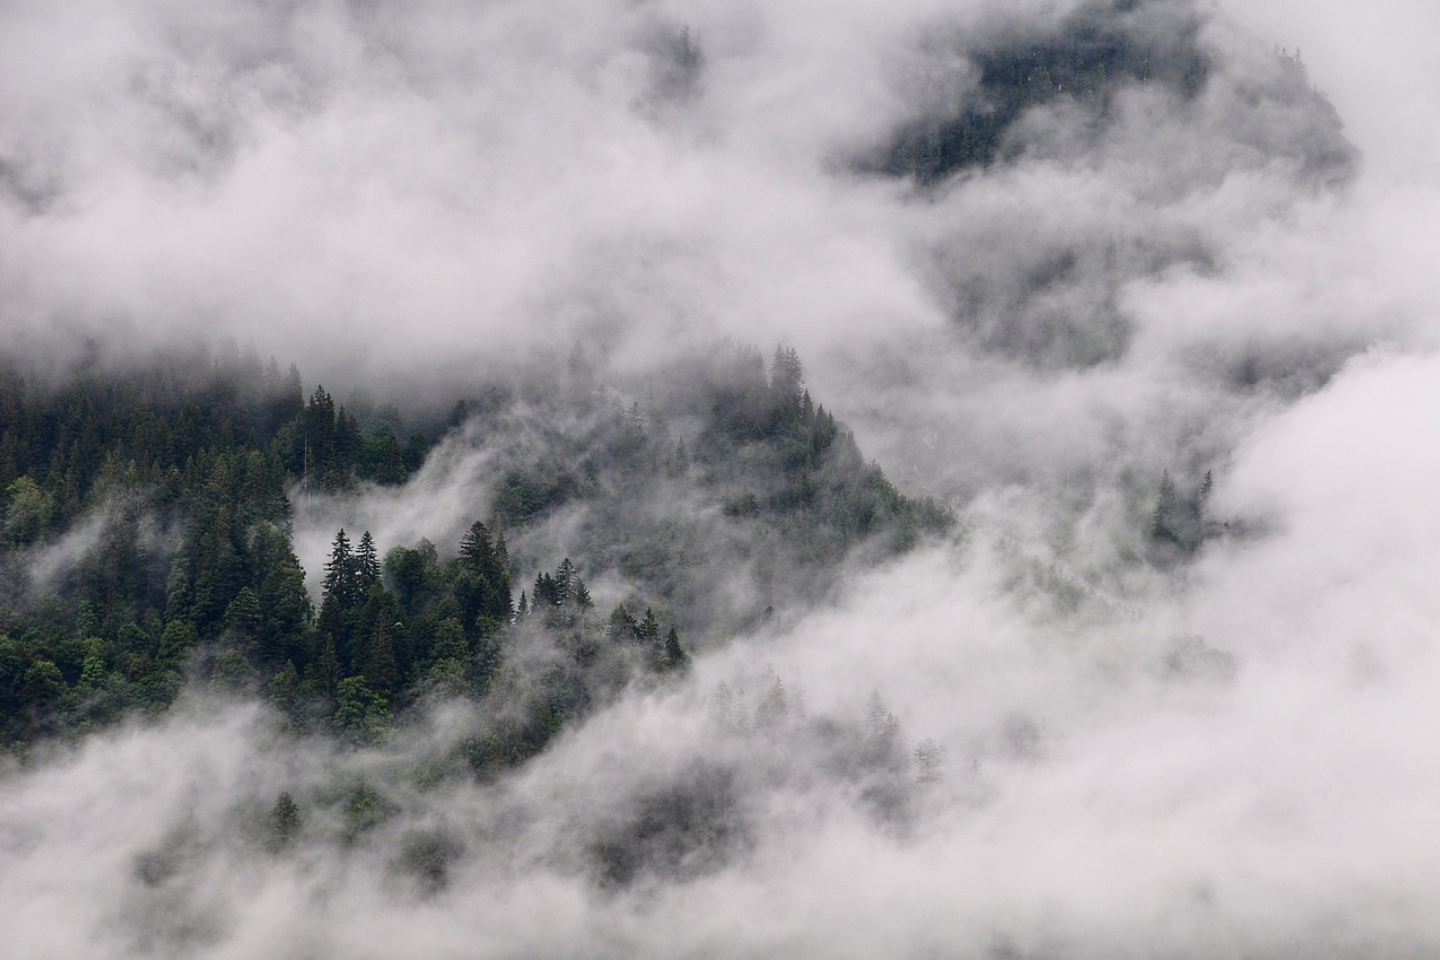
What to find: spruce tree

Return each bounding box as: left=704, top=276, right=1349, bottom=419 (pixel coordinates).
left=323, top=529, right=356, bottom=607
left=570, top=576, right=593, bottom=610
left=554, top=558, right=575, bottom=605
left=639, top=608, right=661, bottom=645
left=658, top=626, right=689, bottom=674
left=608, top=604, right=638, bottom=641
left=356, top=531, right=380, bottom=589
left=303, top=386, right=336, bottom=483
left=1150, top=471, right=1177, bottom=542
left=459, top=521, right=494, bottom=575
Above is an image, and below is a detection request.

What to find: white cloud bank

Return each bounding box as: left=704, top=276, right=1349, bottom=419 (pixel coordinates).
left=4, top=0, right=1440, bottom=956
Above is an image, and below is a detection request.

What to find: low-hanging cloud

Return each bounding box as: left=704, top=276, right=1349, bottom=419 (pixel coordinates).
left=5, top=0, right=1440, bottom=956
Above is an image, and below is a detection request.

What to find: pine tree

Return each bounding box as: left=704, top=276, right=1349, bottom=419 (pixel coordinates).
left=314, top=635, right=341, bottom=700
left=224, top=586, right=262, bottom=636
left=331, top=676, right=391, bottom=744
left=267, top=661, right=302, bottom=719
left=459, top=520, right=512, bottom=622
left=356, top=531, right=380, bottom=589
left=657, top=626, right=689, bottom=674
left=535, top=572, right=558, bottom=608
left=769, top=345, right=805, bottom=424
left=1150, top=471, right=1177, bottom=542
left=256, top=530, right=312, bottom=666
left=334, top=408, right=362, bottom=476
left=639, top=608, right=661, bottom=645
left=315, top=593, right=348, bottom=678
left=608, top=604, right=638, bottom=641
left=554, top=558, right=575, bottom=605
left=429, top=617, right=468, bottom=663
left=323, top=529, right=357, bottom=607
left=459, top=521, right=493, bottom=574
left=303, top=386, right=336, bottom=483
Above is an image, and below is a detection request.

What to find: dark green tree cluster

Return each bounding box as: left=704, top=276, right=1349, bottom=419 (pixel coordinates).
left=458, top=553, right=691, bottom=779
left=0, top=340, right=943, bottom=765
left=0, top=350, right=439, bottom=747
left=695, top=344, right=952, bottom=555
left=296, top=386, right=362, bottom=490
left=526, top=557, right=592, bottom=623
left=0, top=347, right=303, bottom=540
left=1147, top=467, right=1216, bottom=558
left=605, top=604, right=688, bottom=674
left=457, top=341, right=952, bottom=646
left=284, top=387, right=426, bottom=490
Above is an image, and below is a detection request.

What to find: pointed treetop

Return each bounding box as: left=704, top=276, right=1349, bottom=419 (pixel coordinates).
left=323, top=528, right=356, bottom=605
left=459, top=520, right=493, bottom=574
left=571, top=575, right=593, bottom=610
left=357, top=531, right=380, bottom=587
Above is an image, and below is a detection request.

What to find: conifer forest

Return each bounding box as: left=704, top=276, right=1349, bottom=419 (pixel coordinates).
left=3, top=1, right=1439, bottom=957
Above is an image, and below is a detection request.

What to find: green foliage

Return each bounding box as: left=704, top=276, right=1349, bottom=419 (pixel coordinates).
left=0, top=340, right=945, bottom=765
left=0, top=350, right=440, bottom=743
left=3, top=477, right=53, bottom=546
left=21, top=659, right=66, bottom=710
left=494, top=463, right=579, bottom=524
left=331, top=676, right=392, bottom=744
left=210, top=649, right=258, bottom=696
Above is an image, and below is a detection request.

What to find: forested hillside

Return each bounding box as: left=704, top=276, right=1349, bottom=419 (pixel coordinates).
left=8, top=0, right=1439, bottom=955
left=0, top=343, right=951, bottom=753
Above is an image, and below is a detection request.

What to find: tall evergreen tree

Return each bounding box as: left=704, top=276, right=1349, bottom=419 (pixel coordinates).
left=304, top=386, right=337, bottom=482
left=657, top=626, right=689, bottom=674
left=459, top=521, right=494, bottom=574
left=323, top=529, right=358, bottom=608
left=639, top=608, right=661, bottom=645
left=356, top=531, right=380, bottom=590
left=570, top=575, right=593, bottom=610
left=554, top=558, right=575, bottom=606
left=769, top=345, right=805, bottom=424
left=1150, top=471, right=1177, bottom=542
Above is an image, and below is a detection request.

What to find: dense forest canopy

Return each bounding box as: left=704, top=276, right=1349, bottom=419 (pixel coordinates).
left=4, top=0, right=1440, bottom=956
left=0, top=342, right=951, bottom=752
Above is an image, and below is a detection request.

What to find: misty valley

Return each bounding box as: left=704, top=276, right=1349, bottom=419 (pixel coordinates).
left=4, top=0, right=1439, bottom=956
left=0, top=343, right=965, bottom=898
left=0, top=343, right=950, bottom=754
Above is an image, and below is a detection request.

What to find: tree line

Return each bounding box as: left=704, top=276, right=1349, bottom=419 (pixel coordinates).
left=0, top=341, right=951, bottom=761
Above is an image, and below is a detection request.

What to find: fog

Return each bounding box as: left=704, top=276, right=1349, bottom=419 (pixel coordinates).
left=5, top=0, right=1440, bottom=956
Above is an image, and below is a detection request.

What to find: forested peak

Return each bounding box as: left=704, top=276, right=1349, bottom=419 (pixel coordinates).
left=859, top=0, right=1353, bottom=189
left=0, top=340, right=949, bottom=753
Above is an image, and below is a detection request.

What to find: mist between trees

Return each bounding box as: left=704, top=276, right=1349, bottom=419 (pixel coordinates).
left=5, top=0, right=1440, bottom=955
left=0, top=340, right=951, bottom=753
